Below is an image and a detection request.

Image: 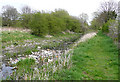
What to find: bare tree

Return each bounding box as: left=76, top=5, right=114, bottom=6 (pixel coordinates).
left=79, top=13, right=88, bottom=23
left=92, top=12, right=100, bottom=19
left=97, top=0, right=117, bottom=24
left=100, top=0, right=118, bottom=13
left=21, top=5, right=31, bottom=14
left=79, top=13, right=89, bottom=33
left=21, top=6, right=33, bottom=28
left=90, top=0, right=118, bottom=32
left=2, top=5, right=18, bottom=20
left=2, top=5, right=18, bottom=26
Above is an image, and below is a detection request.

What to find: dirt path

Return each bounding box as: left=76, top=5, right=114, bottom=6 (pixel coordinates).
left=73, top=32, right=97, bottom=48
left=79, top=32, right=97, bottom=42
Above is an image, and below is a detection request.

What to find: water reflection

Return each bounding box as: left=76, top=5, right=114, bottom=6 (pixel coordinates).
left=0, top=64, right=14, bottom=80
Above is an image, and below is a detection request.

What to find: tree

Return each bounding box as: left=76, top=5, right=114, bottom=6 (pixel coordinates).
left=90, top=18, right=100, bottom=30
left=65, top=16, right=82, bottom=33
left=2, top=5, right=19, bottom=26
left=21, top=6, right=32, bottom=28
left=99, top=0, right=117, bottom=32
left=79, top=13, right=89, bottom=33
left=51, top=9, right=70, bottom=31
left=29, top=12, right=49, bottom=36
left=99, top=0, right=117, bottom=23
left=28, top=9, right=84, bottom=36
left=100, top=0, right=117, bottom=13
left=79, top=13, right=88, bottom=23
left=21, top=5, right=32, bottom=14
left=90, top=0, right=117, bottom=31
left=54, top=9, right=70, bottom=18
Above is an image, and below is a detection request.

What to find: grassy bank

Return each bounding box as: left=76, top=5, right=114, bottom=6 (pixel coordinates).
left=53, top=31, right=118, bottom=80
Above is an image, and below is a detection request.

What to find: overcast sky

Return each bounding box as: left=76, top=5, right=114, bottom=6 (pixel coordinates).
left=0, top=0, right=119, bottom=23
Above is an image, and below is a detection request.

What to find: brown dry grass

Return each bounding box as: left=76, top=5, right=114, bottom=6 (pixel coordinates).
left=0, top=27, right=31, bottom=32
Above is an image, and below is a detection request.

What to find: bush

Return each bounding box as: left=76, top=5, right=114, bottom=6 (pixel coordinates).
left=28, top=9, right=84, bottom=36
left=107, top=19, right=118, bottom=42
left=102, top=22, right=109, bottom=33
left=29, top=12, right=49, bottom=36
left=47, top=14, right=64, bottom=35
left=20, top=14, right=32, bottom=28
left=13, top=20, right=22, bottom=27
left=66, top=17, right=82, bottom=33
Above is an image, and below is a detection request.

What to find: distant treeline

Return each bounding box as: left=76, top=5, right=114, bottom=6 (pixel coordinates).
left=1, top=5, right=88, bottom=36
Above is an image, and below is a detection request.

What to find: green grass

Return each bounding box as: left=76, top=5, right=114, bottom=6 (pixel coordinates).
left=16, top=58, right=35, bottom=73
left=10, top=58, right=36, bottom=80
left=2, top=31, right=39, bottom=43
left=53, top=31, right=118, bottom=80
left=2, top=31, right=80, bottom=43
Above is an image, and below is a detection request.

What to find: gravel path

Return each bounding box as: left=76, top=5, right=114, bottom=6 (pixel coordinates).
left=79, top=32, right=97, bottom=42
left=73, top=32, right=97, bottom=48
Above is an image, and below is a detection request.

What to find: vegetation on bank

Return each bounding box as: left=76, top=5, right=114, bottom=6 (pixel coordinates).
left=2, top=6, right=88, bottom=36
left=53, top=31, right=118, bottom=80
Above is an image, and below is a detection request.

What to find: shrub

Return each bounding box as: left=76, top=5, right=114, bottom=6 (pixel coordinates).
left=107, top=19, right=118, bottom=42
left=29, top=12, right=49, bottom=36
left=28, top=9, right=84, bottom=36
left=102, top=22, right=109, bottom=33
left=47, top=14, right=62, bottom=35
left=66, top=17, right=82, bottom=33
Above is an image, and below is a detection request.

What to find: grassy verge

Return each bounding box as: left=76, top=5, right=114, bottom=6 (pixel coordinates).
left=53, top=31, right=118, bottom=80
